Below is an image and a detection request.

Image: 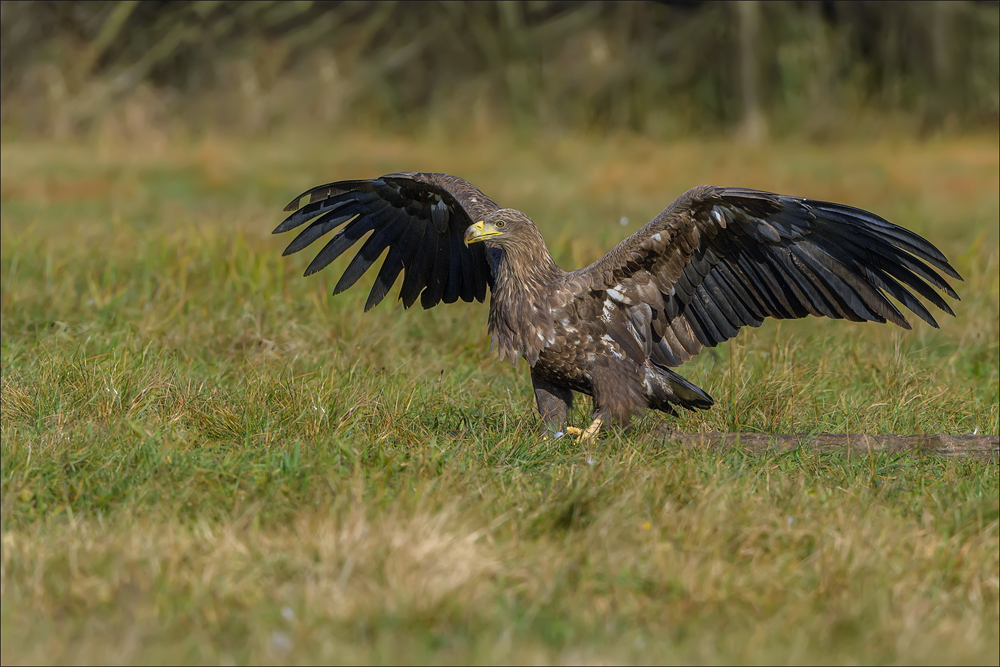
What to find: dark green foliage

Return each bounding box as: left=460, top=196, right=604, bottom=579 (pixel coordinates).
left=1, top=1, right=998, bottom=138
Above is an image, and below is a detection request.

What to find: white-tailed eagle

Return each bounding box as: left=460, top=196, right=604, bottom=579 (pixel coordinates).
left=274, top=174, right=960, bottom=440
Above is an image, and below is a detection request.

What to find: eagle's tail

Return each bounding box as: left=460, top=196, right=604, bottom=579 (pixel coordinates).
left=644, top=362, right=714, bottom=414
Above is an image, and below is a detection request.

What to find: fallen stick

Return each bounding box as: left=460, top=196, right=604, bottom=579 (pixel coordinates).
left=657, top=431, right=999, bottom=460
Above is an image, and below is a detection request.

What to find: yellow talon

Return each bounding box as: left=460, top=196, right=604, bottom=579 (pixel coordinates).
left=579, top=417, right=604, bottom=441
left=559, top=419, right=603, bottom=442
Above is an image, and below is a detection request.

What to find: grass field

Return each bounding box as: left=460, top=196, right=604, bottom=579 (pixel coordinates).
left=1, top=130, right=998, bottom=664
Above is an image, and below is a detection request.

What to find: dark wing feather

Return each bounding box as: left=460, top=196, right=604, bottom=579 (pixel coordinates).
left=274, top=173, right=500, bottom=311
left=580, top=185, right=961, bottom=366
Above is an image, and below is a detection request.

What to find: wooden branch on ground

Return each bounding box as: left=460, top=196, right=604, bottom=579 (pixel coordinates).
left=658, top=431, right=998, bottom=460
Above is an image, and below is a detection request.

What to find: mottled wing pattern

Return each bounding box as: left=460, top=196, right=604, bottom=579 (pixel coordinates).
left=580, top=185, right=961, bottom=366
left=274, top=173, right=499, bottom=311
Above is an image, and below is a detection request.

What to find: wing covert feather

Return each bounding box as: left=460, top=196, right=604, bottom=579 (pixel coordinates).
left=580, top=185, right=960, bottom=366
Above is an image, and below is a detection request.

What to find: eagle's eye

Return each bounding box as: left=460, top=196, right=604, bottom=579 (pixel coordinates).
left=496, top=220, right=506, bottom=228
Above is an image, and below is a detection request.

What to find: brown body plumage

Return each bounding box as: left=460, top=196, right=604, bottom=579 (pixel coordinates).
left=274, top=173, right=960, bottom=437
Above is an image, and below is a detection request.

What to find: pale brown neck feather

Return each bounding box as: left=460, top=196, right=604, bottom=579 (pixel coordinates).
left=485, top=229, right=566, bottom=365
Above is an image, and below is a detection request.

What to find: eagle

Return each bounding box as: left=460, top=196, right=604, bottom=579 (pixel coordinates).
left=274, top=173, right=960, bottom=440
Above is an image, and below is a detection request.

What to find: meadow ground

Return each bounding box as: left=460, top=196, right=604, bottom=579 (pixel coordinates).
left=1, top=130, right=998, bottom=664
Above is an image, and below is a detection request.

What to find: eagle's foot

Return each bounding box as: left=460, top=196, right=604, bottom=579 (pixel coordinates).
left=579, top=417, right=604, bottom=441
left=562, top=418, right=603, bottom=442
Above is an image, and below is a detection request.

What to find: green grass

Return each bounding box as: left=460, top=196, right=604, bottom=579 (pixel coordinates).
left=1, top=131, right=998, bottom=664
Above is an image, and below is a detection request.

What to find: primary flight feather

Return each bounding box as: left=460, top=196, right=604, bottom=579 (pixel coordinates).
left=274, top=173, right=960, bottom=440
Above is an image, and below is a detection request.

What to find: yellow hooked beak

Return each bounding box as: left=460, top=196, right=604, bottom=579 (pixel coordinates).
left=464, top=220, right=503, bottom=246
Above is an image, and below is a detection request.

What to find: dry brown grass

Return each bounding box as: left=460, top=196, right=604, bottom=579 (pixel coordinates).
left=3, top=467, right=997, bottom=664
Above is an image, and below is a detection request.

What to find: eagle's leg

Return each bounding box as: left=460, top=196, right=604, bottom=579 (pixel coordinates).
left=531, top=370, right=573, bottom=436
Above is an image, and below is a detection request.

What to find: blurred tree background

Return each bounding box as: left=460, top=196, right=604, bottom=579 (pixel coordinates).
left=1, top=0, right=997, bottom=142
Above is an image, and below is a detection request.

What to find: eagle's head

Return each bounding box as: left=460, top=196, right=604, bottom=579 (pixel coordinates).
left=463, top=209, right=539, bottom=249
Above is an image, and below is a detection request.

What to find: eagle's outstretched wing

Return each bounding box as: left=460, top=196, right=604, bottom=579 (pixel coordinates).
left=579, top=185, right=961, bottom=366
left=274, top=173, right=499, bottom=311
